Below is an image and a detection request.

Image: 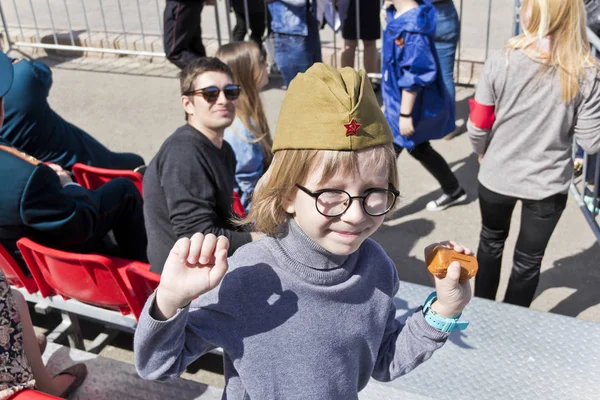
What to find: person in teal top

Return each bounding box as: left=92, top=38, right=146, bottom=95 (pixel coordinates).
left=0, top=57, right=144, bottom=170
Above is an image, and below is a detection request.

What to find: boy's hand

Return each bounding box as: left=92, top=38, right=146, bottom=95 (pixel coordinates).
left=424, top=241, right=473, bottom=318
left=154, top=233, right=229, bottom=320
left=399, top=115, right=415, bottom=136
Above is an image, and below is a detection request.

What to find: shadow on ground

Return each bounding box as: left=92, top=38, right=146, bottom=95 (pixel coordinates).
left=392, top=152, right=479, bottom=219
left=372, top=217, right=436, bottom=287
left=535, top=243, right=600, bottom=318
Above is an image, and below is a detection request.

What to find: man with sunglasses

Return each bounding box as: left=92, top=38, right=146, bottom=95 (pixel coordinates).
left=143, top=57, right=260, bottom=274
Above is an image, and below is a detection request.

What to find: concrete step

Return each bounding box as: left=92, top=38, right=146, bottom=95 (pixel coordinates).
left=42, top=342, right=223, bottom=399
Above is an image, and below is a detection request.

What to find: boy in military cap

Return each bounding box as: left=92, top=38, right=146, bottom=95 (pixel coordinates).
left=134, top=63, right=473, bottom=398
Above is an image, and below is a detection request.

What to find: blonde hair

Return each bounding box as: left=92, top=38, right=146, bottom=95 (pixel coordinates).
left=241, top=145, right=399, bottom=235
left=216, top=42, right=273, bottom=164
left=506, top=0, right=598, bottom=103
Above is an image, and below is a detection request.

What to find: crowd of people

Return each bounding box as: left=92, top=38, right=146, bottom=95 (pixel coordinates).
left=1, top=0, right=600, bottom=398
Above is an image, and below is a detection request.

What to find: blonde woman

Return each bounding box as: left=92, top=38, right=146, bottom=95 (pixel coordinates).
left=217, top=42, right=273, bottom=213
left=468, top=0, right=600, bottom=306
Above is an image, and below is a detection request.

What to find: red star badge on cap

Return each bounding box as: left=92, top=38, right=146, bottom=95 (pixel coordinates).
left=344, top=119, right=361, bottom=137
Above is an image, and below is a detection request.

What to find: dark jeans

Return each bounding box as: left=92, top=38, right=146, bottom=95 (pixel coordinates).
left=433, top=0, right=460, bottom=103
left=71, top=178, right=148, bottom=263
left=273, top=16, right=322, bottom=87
left=163, top=1, right=205, bottom=69
left=475, top=183, right=567, bottom=307
left=393, top=142, right=460, bottom=194
left=233, top=8, right=267, bottom=48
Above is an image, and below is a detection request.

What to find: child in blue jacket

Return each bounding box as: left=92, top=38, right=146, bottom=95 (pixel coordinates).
left=382, top=0, right=465, bottom=211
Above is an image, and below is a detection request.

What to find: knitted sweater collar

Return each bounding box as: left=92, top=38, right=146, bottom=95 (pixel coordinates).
left=268, top=219, right=359, bottom=286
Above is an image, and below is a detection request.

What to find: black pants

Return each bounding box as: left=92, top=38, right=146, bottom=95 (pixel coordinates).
left=163, top=1, right=205, bottom=69
left=393, top=141, right=460, bottom=194
left=89, top=178, right=148, bottom=262
left=233, top=8, right=267, bottom=48
left=474, top=183, right=567, bottom=307
left=5, top=178, right=148, bottom=273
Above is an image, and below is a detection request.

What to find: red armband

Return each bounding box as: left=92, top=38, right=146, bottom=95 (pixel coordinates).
left=468, top=98, right=496, bottom=130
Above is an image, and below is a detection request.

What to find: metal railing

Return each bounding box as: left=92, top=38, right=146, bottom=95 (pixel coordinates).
left=569, top=27, right=600, bottom=242
left=0, top=0, right=507, bottom=79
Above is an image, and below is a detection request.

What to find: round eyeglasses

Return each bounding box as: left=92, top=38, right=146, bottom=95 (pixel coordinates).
left=295, top=184, right=399, bottom=217
left=184, top=84, right=241, bottom=103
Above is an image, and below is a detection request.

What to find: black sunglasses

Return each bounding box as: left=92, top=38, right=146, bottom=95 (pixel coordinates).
left=185, top=84, right=241, bottom=102
left=296, top=184, right=399, bottom=217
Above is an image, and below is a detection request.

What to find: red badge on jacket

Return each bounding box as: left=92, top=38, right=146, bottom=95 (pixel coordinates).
left=344, top=119, right=361, bottom=136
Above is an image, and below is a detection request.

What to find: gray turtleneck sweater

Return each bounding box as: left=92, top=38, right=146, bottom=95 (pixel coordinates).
left=134, top=220, right=449, bottom=399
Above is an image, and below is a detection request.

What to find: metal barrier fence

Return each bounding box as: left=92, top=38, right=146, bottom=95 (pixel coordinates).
left=0, top=0, right=511, bottom=82
left=570, top=27, right=600, bottom=242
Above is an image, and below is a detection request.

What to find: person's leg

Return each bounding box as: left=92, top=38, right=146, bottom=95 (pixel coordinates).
left=105, top=152, right=145, bottom=171
left=433, top=1, right=460, bottom=102
left=233, top=8, right=247, bottom=42
left=503, top=193, right=568, bottom=307
left=273, top=33, right=314, bottom=87
left=92, top=178, right=148, bottom=262
left=248, top=10, right=267, bottom=48
left=362, top=40, right=378, bottom=73
left=273, top=33, right=297, bottom=86
left=306, top=13, right=322, bottom=64
left=163, top=1, right=204, bottom=69
left=409, top=141, right=461, bottom=194
left=10, top=289, right=77, bottom=396
left=341, top=40, right=358, bottom=68
left=474, top=184, right=518, bottom=300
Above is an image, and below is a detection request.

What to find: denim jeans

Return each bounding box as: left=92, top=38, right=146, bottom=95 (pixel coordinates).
left=433, top=1, right=460, bottom=103
left=475, top=183, right=567, bottom=307
left=273, top=17, right=322, bottom=87
left=233, top=9, right=267, bottom=48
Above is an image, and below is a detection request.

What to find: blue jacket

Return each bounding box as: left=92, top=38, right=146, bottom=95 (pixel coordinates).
left=381, top=1, right=455, bottom=150
left=268, top=0, right=316, bottom=36
left=224, top=118, right=266, bottom=213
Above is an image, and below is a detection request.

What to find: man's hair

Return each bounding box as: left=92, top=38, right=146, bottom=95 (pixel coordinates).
left=180, top=57, right=233, bottom=96
left=180, top=57, right=234, bottom=121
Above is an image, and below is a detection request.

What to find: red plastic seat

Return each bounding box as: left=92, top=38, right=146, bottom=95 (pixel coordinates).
left=0, top=241, right=38, bottom=293
left=16, top=238, right=148, bottom=316
left=8, top=389, right=61, bottom=399
left=125, top=263, right=161, bottom=319
left=71, top=163, right=143, bottom=196
left=232, top=191, right=246, bottom=218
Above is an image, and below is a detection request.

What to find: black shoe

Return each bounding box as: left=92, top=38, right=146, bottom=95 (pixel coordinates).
left=426, top=188, right=467, bottom=211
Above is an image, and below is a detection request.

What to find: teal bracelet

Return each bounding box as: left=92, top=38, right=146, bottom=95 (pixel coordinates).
left=422, top=291, right=469, bottom=332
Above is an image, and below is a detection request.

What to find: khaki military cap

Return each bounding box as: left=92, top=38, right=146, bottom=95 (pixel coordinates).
left=272, top=63, right=393, bottom=152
